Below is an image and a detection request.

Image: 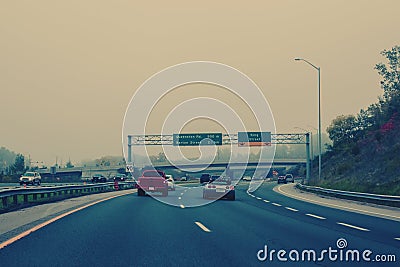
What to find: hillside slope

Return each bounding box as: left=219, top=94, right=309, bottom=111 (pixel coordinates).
left=314, top=113, right=400, bottom=195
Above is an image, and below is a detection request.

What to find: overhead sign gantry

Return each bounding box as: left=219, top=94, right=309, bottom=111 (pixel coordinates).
left=126, top=132, right=311, bottom=180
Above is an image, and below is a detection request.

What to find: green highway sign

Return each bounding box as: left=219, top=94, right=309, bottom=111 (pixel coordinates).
left=238, top=132, right=271, bottom=146
left=173, top=133, right=222, bottom=146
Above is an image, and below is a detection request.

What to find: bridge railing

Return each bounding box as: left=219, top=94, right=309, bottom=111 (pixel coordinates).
left=0, top=182, right=136, bottom=214
left=296, top=184, right=400, bottom=207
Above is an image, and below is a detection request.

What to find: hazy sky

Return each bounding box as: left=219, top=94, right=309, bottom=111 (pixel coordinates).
left=1, top=1, right=399, bottom=165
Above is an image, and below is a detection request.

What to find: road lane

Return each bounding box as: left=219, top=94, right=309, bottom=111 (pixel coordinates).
left=249, top=181, right=400, bottom=248
left=0, top=182, right=398, bottom=266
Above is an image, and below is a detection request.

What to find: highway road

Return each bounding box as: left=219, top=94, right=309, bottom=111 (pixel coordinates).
left=0, top=182, right=398, bottom=266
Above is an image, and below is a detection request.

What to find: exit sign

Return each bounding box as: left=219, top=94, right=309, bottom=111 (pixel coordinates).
left=238, top=132, right=271, bottom=146
left=173, top=133, right=222, bottom=146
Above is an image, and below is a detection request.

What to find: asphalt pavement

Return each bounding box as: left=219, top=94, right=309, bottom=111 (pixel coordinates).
left=0, top=181, right=398, bottom=266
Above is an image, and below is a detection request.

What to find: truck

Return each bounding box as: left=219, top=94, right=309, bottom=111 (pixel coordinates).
left=137, top=170, right=168, bottom=197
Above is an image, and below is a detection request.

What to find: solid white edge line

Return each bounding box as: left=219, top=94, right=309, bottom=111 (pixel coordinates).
left=0, top=190, right=134, bottom=250
left=285, top=207, right=299, bottom=212
left=195, top=221, right=211, bottom=232
left=337, top=222, right=370, bottom=232
left=306, top=213, right=326, bottom=220
left=272, top=203, right=282, bottom=207
left=276, top=184, right=400, bottom=221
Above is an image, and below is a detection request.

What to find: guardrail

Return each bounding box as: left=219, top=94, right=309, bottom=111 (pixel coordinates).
left=296, top=184, right=400, bottom=208
left=0, top=182, right=136, bottom=213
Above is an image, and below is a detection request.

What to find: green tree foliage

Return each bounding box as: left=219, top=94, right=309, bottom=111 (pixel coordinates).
left=375, top=46, right=400, bottom=109
left=326, top=115, right=358, bottom=147
left=0, top=147, right=17, bottom=168
left=328, top=46, right=400, bottom=148
left=12, top=154, right=25, bottom=174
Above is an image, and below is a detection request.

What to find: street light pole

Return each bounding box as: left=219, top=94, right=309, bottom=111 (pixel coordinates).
left=295, top=58, right=322, bottom=181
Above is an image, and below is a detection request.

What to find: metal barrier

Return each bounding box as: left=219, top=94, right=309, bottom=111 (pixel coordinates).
left=296, top=184, right=400, bottom=207
left=0, top=182, right=136, bottom=213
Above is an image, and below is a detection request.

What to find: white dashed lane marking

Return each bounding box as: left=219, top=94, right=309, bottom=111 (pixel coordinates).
left=306, top=213, right=326, bottom=220
left=195, top=221, right=211, bottom=233
left=337, top=222, right=370, bottom=232
left=285, top=207, right=299, bottom=212
left=272, top=203, right=282, bottom=207
left=263, top=200, right=270, bottom=203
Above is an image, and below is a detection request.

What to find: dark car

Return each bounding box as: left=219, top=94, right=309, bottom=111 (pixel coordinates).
left=92, top=174, right=107, bottom=183
left=277, top=176, right=287, bottom=184
left=210, top=175, right=220, bottom=183
left=113, top=173, right=127, bottom=182
left=200, top=173, right=211, bottom=184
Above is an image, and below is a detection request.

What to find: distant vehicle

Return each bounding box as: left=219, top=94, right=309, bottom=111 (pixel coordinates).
left=165, top=174, right=174, bottom=181
left=285, top=174, right=294, bottom=183
left=277, top=176, right=287, bottom=184
left=210, top=175, right=220, bottom=183
left=20, top=171, right=41, bottom=186
left=166, top=177, right=175, bottom=191
left=137, top=170, right=168, bottom=197
left=200, top=173, right=211, bottom=184
left=92, top=174, right=107, bottom=183
left=203, top=178, right=235, bottom=200
left=113, top=173, right=127, bottom=182
left=242, top=176, right=252, bottom=181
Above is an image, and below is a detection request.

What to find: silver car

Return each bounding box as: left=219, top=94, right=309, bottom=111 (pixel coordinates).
left=285, top=174, right=294, bottom=183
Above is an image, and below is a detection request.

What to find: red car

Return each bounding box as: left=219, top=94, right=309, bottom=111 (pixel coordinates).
left=137, top=170, right=168, bottom=197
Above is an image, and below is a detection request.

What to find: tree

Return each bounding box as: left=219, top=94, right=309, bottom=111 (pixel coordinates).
left=12, top=154, right=25, bottom=174
left=375, top=46, right=400, bottom=112
left=326, top=115, right=358, bottom=147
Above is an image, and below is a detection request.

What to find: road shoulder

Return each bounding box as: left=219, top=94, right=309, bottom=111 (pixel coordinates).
left=274, top=183, right=400, bottom=222
left=0, top=189, right=135, bottom=245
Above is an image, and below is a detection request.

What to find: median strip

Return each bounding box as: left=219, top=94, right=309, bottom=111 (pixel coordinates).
left=306, top=213, right=326, bottom=220
left=337, top=222, right=370, bottom=232
left=195, top=221, right=211, bottom=233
